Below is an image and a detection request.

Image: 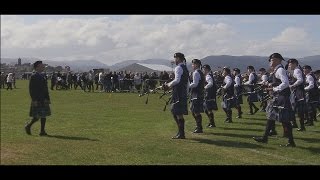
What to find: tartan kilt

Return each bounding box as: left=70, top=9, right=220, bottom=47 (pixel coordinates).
left=247, top=92, right=259, bottom=102
left=222, top=95, right=236, bottom=109
left=235, top=95, right=243, bottom=105
left=171, top=99, right=188, bottom=116
left=29, top=102, right=51, bottom=118
left=190, top=99, right=204, bottom=114
left=266, top=99, right=294, bottom=123
left=203, top=99, right=218, bottom=111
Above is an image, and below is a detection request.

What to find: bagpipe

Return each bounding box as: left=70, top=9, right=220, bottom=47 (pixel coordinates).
left=138, top=85, right=173, bottom=111
left=241, top=84, right=272, bottom=102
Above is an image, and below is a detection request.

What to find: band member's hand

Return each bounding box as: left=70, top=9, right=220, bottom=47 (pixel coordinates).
left=32, top=101, right=38, bottom=107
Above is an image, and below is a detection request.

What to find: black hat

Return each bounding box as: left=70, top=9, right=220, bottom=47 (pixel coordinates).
left=269, top=53, right=284, bottom=62
left=191, top=59, right=201, bottom=65
left=247, top=66, right=255, bottom=70
left=259, top=68, right=266, bottom=72
left=33, top=61, right=43, bottom=69
left=223, top=67, right=231, bottom=74
left=233, top=68, right=240, bottom=73
left=202, top=64, right=211, bottom=70
left=303, top=65, right=312, bottom=70
left=174, top=52, right=185, bottom=60
left=287, top=58, right=299, bottom=64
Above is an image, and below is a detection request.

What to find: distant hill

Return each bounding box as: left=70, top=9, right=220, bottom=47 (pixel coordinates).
left=2, top=55, right=319, bottom=73
left=110, top=59, right=172, bottom=71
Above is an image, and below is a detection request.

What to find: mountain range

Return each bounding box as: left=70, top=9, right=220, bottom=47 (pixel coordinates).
left=1, top=55, right=319, bottom=72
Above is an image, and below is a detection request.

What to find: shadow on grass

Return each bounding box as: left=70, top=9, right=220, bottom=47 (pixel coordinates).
left=220, top=127, right=263, bottom=132
left=298, top=146, right=320, bottom=154
left=233, top=121, right=266, bottom=126
left=295, top=137, right=320, bottom=143
left=242, top=117, right=267, bottom=121
left=189, top=138, right=271, bottom=149
left=46, top=135, right=99, bottom=141
left=205, top=132, right=257, bottom=139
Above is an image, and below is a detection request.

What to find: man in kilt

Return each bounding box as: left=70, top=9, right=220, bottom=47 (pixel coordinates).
left=202, top=64, right=218, bottom=127
left=258, top=68, right=269, bottom=112
left=288, top=59, right=306, bottom=131
left=221, top=67, right=235, bottom=123
left=189, top=59, right=205, bottom=133
left=164, top=52, right=189, bottom=139
left=253, top=53, right=296, bottom=147
left=25, top=61, right=51, bottom=136
left=303, top=65, right=319, bottom=126
left=232, top=68, right=244, bottom=118
left=244, top=66, right=260, bottom=115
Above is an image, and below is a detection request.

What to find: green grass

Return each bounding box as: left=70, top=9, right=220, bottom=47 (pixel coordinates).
left=1, top=80, right=319, bottom=165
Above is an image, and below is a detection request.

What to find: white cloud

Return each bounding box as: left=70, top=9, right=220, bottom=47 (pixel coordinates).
left=1, top=16, right=319, bottom=65
left=244, top=27, right=320, bottom=58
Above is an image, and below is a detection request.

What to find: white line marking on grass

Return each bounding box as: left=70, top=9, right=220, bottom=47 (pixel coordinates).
left=247, top=149, right=317, bottom=165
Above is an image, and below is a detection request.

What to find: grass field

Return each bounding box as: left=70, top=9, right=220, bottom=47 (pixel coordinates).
left=1, top=80, right=319, bottom=165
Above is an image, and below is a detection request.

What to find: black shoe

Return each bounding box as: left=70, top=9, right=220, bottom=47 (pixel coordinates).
left=208, top=124, right=216, bottom=128
left=25, top=124, right=31, bottom=135
left=236, top=115, right=242, bottom=119
left=247, top=112, right=253, bottom=115
left=224, top=118, right=232, bottom=123
left=39, top=132, right=48, bottom=136
left=268, top=130, right=278, bottom=136
left=193, top=129, right=203, bottom=133
left=280, top=142, right=296, bottom=147
left=253, top=136, right=268, bottom=143
left=297, top=127, right=306, bottom=131
left=172, top=135, right=185, bottom=139
left=259, top=109, right=266, bottom=112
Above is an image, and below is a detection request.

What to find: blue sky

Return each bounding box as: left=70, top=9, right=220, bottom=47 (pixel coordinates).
left=1, top=15, right=319, bottom=65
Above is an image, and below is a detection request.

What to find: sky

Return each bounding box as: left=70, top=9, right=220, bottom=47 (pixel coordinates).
left=1, top=15, right=320, bottom=65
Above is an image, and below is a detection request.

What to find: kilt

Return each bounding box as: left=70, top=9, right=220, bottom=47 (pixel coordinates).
left=171, top=99, right=188, bottom=116
left=247, top=92, right=259, bottom=102
left=190, top=99, right=204, bottom=114
left=29, top=102, right=51, bottom=118
left=266, top=97, right=294, bottom=123
left=222, top=95, right=236, bottom=109
left=203, top=99, right=218, bottom=111
left=235, top=95, right=243, bottom=105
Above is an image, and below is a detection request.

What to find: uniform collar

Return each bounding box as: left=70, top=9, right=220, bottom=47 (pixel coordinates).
left=177, top=62, right=184, bottom=66
left=273, top=64, right=282, bottom=72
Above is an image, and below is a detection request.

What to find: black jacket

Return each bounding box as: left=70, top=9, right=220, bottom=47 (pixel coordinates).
left=29, top=72, right=50, bottom=102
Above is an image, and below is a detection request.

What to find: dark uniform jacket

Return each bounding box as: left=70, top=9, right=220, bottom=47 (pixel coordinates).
left=171, top=64, right=189, bottom=104
left=29, top=72, right=50, bottom=103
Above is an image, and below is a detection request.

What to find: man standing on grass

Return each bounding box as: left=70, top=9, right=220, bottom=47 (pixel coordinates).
left=221, top=67, right=235, bottom=123
left=163, top=52, right=189, bottom=139
left=287, top=59, right=306, bottom=131
left=189, top=59, right=205, bottom=133
left=244, top=66, right=260, bottom=115
left=232, top=68, right=244, bottom=119
left=202, top=64, right=218, bottom=128
left=25, top=61, right=51, bottom=136
left=253, top=53, right=296, bottom=147
left=303, top=65, right=319, bottom=126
